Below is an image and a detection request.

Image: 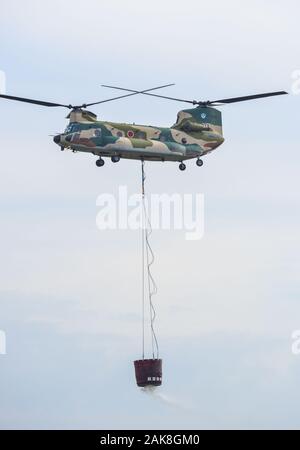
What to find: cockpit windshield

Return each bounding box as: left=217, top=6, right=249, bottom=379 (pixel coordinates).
left=64, top=123, right=80, bottom=134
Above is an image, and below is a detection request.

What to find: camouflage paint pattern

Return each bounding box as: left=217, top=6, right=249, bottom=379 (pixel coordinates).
left=55, top=107, right=225, bottom=162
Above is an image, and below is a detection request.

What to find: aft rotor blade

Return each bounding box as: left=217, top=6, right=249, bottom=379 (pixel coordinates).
left=100, top=84, right=191, bottom=104
left=0, top=94, right=70, bottom=108
left=210, top=91, right=288, bottom=105
left=102, top=86, right=288, bottom=106
left=86, top=84, right=175, bottom=107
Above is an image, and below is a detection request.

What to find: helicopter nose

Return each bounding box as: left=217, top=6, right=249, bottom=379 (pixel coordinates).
left=53, top=134, right=61, bottom=144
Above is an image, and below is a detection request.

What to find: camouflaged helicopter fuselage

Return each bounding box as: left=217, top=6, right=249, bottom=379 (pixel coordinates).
left=56, top=106, right=224, bottom=162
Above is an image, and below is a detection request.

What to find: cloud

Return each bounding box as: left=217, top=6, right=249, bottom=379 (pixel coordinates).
left=1, top=301, right=300, bottom=430
left=1, top=0, right=298, bottom=93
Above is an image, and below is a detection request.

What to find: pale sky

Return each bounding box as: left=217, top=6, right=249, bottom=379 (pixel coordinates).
left=0, top=0, right=300, bottom=430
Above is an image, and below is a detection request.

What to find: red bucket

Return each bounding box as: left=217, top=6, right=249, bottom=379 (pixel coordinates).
left=134, top=359, right=162, bottom=387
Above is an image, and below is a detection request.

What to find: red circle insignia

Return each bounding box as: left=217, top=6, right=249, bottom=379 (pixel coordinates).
left=127, top=130, right=134, bottom=138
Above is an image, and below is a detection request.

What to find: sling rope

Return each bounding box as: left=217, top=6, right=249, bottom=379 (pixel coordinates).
left=141, top=160, right=159, bottom=360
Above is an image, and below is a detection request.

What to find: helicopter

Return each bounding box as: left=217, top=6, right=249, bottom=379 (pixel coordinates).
left=0, top=85, right=287, bottom=171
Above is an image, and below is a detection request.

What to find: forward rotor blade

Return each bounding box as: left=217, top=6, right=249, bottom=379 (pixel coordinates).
left=210, top=91, right=288, bottom=105
left=0, top=94, right=70, bottom=108
left=1, top=86, right=286, bottom=111
left=0, top=84, right=175, bottom=110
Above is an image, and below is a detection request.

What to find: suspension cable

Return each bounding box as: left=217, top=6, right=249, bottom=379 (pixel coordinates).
left=141, top=160, right=159, bottom=360
left=141, top=164, right=145, bottom=360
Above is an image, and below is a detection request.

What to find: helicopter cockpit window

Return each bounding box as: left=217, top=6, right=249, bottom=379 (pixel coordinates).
left=65, top=123, right=80, bottom=134
left=94, top=128, right=101, bottom=137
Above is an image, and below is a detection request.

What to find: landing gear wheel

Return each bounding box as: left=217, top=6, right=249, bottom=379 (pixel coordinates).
left=111, top=156, right=120, bottom=163
left=179, top=162, right=186, bottom=171
left=196, top=158, right=203, bottom=167
left=96, top=158, right=105, bottom=167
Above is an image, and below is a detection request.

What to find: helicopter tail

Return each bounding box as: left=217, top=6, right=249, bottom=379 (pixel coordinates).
left=174, top=106, right=223, bottom=136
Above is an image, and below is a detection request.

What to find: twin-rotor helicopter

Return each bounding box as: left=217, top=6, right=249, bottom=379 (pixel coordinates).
left=0, top=84, right=287, bottom=171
